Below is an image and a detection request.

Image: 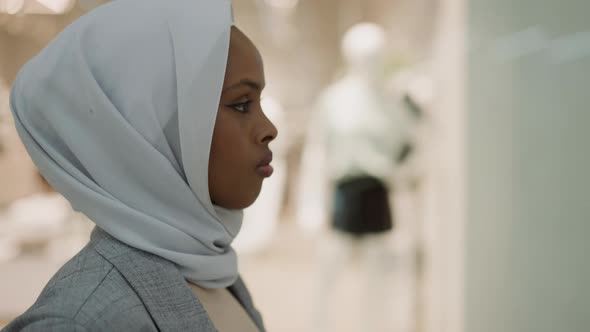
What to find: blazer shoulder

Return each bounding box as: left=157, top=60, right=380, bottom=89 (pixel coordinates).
left=2, top=315, right=88, bottom=332
left=3, top=246, right=156, bottom=331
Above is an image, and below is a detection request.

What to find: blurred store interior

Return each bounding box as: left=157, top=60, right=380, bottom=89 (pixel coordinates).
left=1, top=0, right=590, bottom=331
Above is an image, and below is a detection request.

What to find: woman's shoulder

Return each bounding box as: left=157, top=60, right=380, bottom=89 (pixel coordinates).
left=2, top=245, right=156, bottom=331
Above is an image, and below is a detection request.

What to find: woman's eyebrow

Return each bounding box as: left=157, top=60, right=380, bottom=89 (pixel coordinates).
left=223, top=79, right=264, bottom=92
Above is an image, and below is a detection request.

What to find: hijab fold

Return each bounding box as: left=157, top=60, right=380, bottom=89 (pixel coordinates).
left=10, top=0, right=242, bottom=288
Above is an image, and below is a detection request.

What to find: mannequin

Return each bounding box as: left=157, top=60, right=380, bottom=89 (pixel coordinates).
left=300, top=22, right=412, bottom=331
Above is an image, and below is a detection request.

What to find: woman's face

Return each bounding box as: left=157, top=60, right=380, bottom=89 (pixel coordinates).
left=208, top=27, right=278, bottom=210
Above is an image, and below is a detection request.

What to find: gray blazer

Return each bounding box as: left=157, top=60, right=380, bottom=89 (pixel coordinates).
left=2, top=228, right=265, bottom=332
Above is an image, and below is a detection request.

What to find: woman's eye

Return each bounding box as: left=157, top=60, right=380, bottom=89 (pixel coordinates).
left=228, top=101, right=252, bottom=113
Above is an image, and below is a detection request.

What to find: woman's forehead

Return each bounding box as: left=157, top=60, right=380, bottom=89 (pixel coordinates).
left=225, top=28, right=265, bottom=86
left=229, top=27, right=262, bottom=63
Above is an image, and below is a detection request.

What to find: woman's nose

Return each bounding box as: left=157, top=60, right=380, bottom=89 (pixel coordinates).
left=256, top=114, right=278, bottom=145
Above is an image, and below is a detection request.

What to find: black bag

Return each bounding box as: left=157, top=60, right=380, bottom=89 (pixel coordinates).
left=331, top=176, right=393, bottom=235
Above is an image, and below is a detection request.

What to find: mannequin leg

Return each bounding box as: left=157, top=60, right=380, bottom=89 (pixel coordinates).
left=359, top=232, right=390, bottom=332
left=310, top=229, right=356, bottom=332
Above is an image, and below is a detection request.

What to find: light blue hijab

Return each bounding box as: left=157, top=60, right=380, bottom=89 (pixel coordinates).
left=9, top=0, right=243, bottom=288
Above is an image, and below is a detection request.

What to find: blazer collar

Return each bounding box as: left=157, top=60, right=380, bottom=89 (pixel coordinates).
left=89, top=227, right=263, bottom=331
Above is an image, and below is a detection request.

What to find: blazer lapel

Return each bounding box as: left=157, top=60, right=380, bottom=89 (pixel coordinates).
left=228, top=277, right=266, bottom=332
left=90, top=228, right=217, bottom=332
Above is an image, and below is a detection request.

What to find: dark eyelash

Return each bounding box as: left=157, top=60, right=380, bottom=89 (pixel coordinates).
left=227, top=101, right=252, bottom=113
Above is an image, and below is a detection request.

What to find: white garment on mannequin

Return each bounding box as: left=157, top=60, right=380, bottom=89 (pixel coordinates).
left=310, top=231, right=390, bottom=332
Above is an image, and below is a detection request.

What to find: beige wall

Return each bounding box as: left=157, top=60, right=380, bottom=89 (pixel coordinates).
left=423, top=0, right=466, bottom=330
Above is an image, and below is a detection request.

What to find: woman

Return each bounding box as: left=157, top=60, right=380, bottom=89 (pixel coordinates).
left=2, top=0, right=276, bottom=331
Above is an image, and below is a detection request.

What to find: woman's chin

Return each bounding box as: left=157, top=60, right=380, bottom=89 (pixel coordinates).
left=216, top=190, right=261, bottom=210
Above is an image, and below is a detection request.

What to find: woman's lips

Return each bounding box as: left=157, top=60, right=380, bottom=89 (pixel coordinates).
left=256, top=152, right=274, bottom=178
left=256, top=164, right=274, bottom=178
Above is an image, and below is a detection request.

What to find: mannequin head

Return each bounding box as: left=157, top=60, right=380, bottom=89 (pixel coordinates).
left=341, top=22, right=387, bottom=77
